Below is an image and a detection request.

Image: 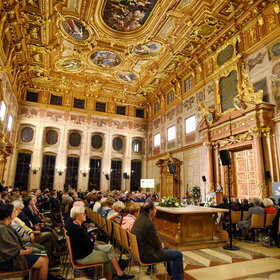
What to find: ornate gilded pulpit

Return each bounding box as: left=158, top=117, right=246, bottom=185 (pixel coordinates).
left=156, top=154, right=182, bottom=198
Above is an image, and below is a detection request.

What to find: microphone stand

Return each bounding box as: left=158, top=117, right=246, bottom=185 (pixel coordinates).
left=223, top=165, right=240, bottom=251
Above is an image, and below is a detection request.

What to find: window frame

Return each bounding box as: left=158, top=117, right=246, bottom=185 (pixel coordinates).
left=153, top=133, right=160, bottom=147
left=167, top=90, right=174, bottom=105
left=185, top=76, right=193, bottom=92
left=154, top=102, right=160, bottom=114
left=167, top=125, right=176, bottom=142
left=185, top=115, right=196, bottom=134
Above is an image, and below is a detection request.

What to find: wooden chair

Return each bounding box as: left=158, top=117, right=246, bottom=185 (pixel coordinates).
left=249, top=214, right=265, bottom=242
left=106, top=219, right=113, bottom=243
left=119, top=227, right=130, bottom=253
left=101, top=217, right=108, bottom=235
left=127, top=232, right=167, bottom=280
left=242, top=211, right=248, bottom=221
left=265, top=214, right=276, bottom=227
left=113, top=222, right=122, bottom=247
left=96, top=214, right=102, bottom=228
left=0, top=269, right=31, bottom=280
left=65, top=235, right=104, bottom=279
left=231, top=211, right=242, bottom=224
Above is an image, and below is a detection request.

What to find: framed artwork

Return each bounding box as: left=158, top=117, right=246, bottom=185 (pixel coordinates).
left=60, top=18, right=90, bottom=41
left=102, top=0, right=158, bottom=32
left=90, top=51, right=121, bottom=68
left=56, top=59, right=83, bottom=72
left=133, top=41, right=163, bottom=55
left=118, top=71, right=138, bottom=82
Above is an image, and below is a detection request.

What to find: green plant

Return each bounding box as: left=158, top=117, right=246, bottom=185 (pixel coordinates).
left=191, top=185, right=201, bottom=200
left=158, top=196, right=183, bottom=207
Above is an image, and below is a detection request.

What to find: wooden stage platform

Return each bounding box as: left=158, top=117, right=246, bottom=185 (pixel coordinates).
left=154, top=205, right=229, bottom=250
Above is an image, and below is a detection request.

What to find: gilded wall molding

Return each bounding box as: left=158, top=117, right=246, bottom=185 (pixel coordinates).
left=203, top=126, right=272, bottom=148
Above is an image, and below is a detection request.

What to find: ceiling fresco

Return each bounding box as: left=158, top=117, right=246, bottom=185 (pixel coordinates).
left=102, top=0, right=158, bottom=32
left=0, top=0, right=273, bottom=107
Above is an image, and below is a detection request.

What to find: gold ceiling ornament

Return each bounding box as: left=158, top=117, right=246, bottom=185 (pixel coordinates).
left=190, top=16, right=224, bottom=43
left=239, top=63, right=263, bottom=104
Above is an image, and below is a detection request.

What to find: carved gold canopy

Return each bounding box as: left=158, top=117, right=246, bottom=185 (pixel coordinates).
left=0, top=0, right=277, bottom=109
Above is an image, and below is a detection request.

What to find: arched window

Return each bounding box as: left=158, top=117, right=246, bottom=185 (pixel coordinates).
left=132, top=140, right=142, bottom=153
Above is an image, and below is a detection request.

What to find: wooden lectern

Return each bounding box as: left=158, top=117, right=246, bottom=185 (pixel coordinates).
left=156, top=154, right=182, bottom=198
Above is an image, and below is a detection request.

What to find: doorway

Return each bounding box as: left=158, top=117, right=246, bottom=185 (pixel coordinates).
left=232, top=149, right=259, bottom=198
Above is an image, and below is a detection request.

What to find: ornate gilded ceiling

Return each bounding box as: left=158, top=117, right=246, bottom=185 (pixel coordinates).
left=0, top=0, right=274, bottom=107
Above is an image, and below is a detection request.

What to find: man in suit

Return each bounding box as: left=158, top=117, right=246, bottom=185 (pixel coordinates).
left=131, top=202, right=184, bottom=280
left=237, top=197, right=264, bottom=239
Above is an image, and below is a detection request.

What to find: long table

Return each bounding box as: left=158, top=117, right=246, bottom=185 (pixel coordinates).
left=154, top=205, right=229, bottom=250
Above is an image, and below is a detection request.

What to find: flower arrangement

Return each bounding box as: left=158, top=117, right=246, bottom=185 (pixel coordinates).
left=190, top=185, right=201, bottom=200
left=159, top=196, right=183, bottom=208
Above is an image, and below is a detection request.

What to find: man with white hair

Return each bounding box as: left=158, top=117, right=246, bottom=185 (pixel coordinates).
left=237, top=197, right=265, bottom=239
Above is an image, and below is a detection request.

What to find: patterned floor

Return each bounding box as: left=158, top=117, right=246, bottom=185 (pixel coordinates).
left=3, top=241, right=280, bottom=279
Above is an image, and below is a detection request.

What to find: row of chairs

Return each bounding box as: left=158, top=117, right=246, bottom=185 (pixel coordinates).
left=228, top=211, right=280, bottom=242
left=86, top=207, right=168, bottom=279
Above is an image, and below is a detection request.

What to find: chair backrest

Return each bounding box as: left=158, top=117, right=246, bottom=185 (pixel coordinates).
left=127, top=232, right=141, bottom=263
left=242, top=211, right=248, bottom=220
left=97, top=214, right=102, bottom=227
left=65, top=235, right=77, bottom=267
left=231, top=211, right=242, bottom=224
left=113, top=222, right=122, bottom=244
left=250, top=214, right=265, bottom=228
left=92, top=212, right=98, bottom=224
left=85, top=207, right=90, bottom=218
left=107, top=219, right=113, bottom=236
left=101, top=217, right=108, bottom=234
left=265, top=214, right=276, bottom=227
left=120, top=226, right=130, bottom=251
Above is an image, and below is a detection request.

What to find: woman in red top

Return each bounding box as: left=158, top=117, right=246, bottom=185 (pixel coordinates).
left=263, top=198, right=277, bottom=214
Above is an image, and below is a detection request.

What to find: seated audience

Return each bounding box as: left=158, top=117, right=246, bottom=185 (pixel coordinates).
left=240, top=198, right=250, bottom=211
left=132, top=202, right=184, bottom=280
left=99, top=197, right=115, bottom=218
left=0, top=204, right=48, bottom=280
left=67, top=205, right=134, bottom=280
left=237, top=197, right=265, bottom=239
left=11, top=200, right=61, bottom=267
left=107, top=201, right=125, bottom=223
left=0, top=191, right=9, bottom=205
left=121, top=203, right=140, bottom=232
left=92, top=195, right=102, bottom=212
left=263, top=198, right=277, bottom=214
